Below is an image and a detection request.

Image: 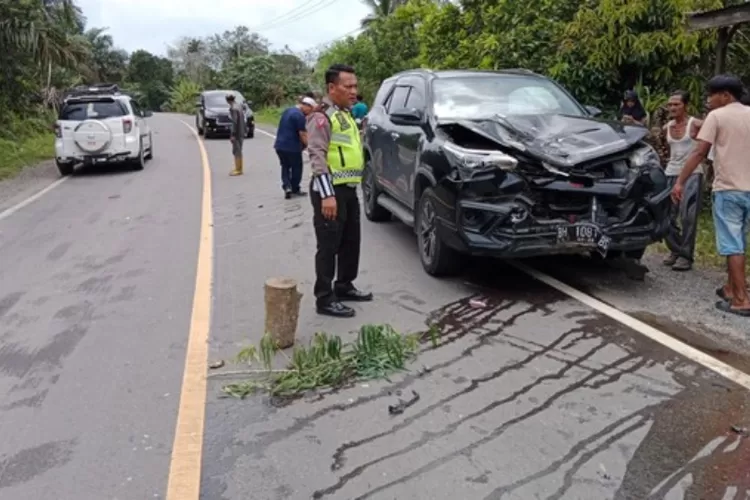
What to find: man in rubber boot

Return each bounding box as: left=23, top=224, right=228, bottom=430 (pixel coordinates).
left=227, top=93, right=246, bottom=176
left=306, top=63, right=373, bottom=318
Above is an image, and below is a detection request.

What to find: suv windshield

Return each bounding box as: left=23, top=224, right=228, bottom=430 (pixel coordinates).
left=204, top=94, right=235, bottom=108
left=432, top=75, right=585, bottom=120
left=60, top=100, right=127, bottom=120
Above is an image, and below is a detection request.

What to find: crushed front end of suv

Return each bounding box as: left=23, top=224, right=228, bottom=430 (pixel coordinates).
left=362, top=69, right=671, bottom=276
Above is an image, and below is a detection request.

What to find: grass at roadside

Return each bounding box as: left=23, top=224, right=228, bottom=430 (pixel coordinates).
left=0, top=110, right=56, bottom=181
left=254, top=107, right=284, bottom=128
left=0, top=132, right=55, bottom=181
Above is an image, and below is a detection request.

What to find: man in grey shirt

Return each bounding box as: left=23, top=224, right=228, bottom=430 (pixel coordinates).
left=227, top=93, right=246, bottom=176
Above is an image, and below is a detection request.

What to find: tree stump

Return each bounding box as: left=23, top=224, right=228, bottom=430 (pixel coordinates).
left=264, top=277, right=303, bottom=349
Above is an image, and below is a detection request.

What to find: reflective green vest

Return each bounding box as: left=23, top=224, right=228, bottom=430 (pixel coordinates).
left=325, top=106, right=363, bottom=185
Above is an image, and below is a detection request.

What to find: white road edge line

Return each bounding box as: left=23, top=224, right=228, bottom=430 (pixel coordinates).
left=255, top=128, right=277, bottom=139
left=512, top=261, right=750, bottom=390
left=0, top=176, right=69, bottom=222
left=255, top=123, right=750, bottom=389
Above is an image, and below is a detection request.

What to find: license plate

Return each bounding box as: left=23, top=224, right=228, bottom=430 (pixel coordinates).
left=556, top=223, right=611, bottom=255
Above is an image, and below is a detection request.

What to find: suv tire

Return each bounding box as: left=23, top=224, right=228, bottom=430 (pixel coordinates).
left=416, top=187, right=464, bottom=276
left=56, top=160, right=74, bottom=177
left=246, top=124, right=255, bottom=139
left=362, top=158, right=390, bottom=222
left=132, top=141, right=145, bottom=171
left=197, top=120, right=204, bottom=136
left=144, top=133, right=153, bottom=160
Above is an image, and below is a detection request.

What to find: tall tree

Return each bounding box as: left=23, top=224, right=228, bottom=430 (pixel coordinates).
left=206, top=26, right=269, bottom=70
left=360, top=0, right=410, bottom=26
left=83, top=27, right=128, bottom=82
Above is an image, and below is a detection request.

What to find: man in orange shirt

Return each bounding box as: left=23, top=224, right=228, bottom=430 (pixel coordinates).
left=672, top=75, right=750, bottom=316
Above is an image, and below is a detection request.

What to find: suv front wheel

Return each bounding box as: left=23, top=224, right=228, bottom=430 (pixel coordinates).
left=416, top=187, right=464, bottom=276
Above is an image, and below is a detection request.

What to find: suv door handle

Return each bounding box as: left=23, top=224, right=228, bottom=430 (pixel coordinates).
left=390, top=132, right=400, bottom=139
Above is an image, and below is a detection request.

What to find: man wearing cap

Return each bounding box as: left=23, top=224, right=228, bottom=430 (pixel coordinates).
left=306, top=63, right=373, bottom=318
left=227, top=93, right=246, bottom=176
left=274, top=96, right=317, bottom=198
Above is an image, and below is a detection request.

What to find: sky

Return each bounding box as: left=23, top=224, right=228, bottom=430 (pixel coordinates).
left=75, top=0, right=373, bottom=56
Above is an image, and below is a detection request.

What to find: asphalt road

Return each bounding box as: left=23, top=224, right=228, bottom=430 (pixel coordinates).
left=0, top=113, right=748, bottom=500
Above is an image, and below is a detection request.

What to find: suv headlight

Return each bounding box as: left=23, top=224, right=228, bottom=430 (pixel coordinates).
left=444, top=142, right=518, bottom=172
left=629, top=144, right=659, bottom=168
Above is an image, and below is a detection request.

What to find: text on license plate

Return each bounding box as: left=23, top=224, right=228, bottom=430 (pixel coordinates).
left=556, top=223, right=611, bottom=254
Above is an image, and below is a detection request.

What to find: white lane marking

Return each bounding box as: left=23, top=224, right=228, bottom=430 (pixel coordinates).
left=512, top=261, right=750, bottom=390
left=255, top=128, right=277, bottom=139
left=234, top=122, right=750, bottom=388
left=0, top=176, right=69, bottom=222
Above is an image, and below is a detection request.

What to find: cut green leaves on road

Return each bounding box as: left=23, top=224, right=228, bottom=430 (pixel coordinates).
left=220, top=324, right=437, bottom=400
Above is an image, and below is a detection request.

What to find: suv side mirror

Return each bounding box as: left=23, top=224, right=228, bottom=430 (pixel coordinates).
left=390, top=107, right=424, bottom=126
left=585, top=105, right=602, bottom=117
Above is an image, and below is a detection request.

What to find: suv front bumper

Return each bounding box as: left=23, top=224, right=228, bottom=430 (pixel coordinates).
left=438, top=189, right=672, bottom=259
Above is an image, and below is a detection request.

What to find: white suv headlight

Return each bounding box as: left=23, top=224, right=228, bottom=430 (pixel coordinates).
left=444, top=142, right=518, bottom=171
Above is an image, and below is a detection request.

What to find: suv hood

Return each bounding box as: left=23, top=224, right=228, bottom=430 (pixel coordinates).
left=449, top=114, right=649, bottom=168
left=206, top=107, right=230, bottom=115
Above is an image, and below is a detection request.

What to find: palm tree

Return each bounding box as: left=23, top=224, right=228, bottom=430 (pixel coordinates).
left=0, top=0, right=90, bottom=108
left=360, top=0, right=409, bottom=27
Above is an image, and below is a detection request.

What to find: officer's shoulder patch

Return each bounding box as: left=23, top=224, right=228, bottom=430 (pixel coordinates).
left=315, top=114, right=328, bottom=129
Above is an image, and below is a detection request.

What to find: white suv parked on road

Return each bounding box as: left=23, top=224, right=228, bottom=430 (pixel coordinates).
left=54, top=84, right=154, bottom=176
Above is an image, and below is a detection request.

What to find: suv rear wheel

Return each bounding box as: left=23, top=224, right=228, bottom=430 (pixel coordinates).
left=144, top=133, right=153, bottom=160
left=56, top=160, right=74, bottom=177
left=417, top=187, right=464, bottom=276
left=362, top=158, right=390, bottom=222
left=132, top=141, right=145, bottom=171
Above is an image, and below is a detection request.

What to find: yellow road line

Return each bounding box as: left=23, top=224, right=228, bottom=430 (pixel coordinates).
left=166, top=121, right=214, bottom=500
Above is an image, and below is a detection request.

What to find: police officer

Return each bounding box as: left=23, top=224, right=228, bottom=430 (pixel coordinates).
left=306, top=64, right=373, bottom=318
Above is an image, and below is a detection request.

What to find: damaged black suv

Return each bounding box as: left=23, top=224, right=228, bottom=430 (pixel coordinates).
left=361, top=69, right=671, bottom=276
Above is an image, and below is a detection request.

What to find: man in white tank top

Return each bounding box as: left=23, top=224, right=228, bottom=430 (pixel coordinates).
left=662, top=90, right=704, bottom=271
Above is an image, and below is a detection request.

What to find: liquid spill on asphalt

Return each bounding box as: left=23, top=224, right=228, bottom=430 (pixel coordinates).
left=630, top=310, right=750, bottom=375
left=208, top=261, right=750, bottom=500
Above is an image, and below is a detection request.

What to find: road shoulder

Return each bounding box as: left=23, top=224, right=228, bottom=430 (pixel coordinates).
left=0, top=160, right=62, bottom=215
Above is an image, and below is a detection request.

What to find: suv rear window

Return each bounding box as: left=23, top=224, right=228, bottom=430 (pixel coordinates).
left=60, top=100, right=128, bottom=121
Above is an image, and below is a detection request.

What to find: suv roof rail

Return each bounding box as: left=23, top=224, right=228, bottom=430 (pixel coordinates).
left=64, top=83, right=121, bottom=100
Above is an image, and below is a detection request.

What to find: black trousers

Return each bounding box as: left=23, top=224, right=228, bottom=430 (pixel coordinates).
left=665, top=174, right=704, bottom=261
left=310, top=183, right=361, bottom=306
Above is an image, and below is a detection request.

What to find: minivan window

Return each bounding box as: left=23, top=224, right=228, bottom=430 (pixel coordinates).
left=60, top=100, right=127, bottom=120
